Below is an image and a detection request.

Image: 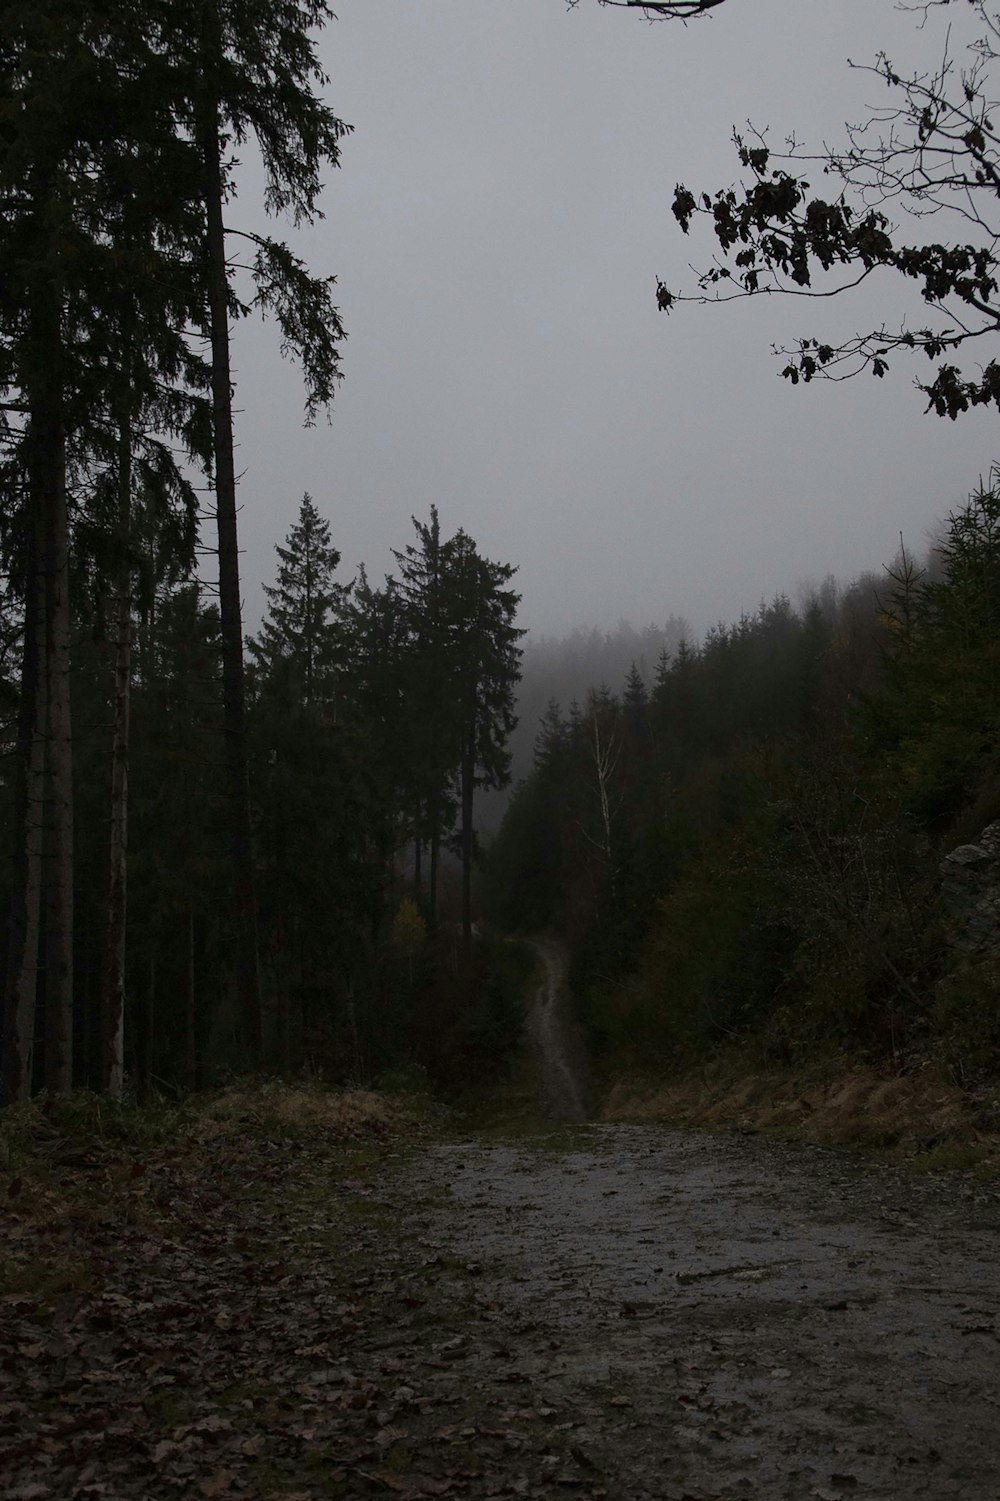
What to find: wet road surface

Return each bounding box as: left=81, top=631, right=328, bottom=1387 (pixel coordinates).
left=389, top=1124, right=1000, bottom=1500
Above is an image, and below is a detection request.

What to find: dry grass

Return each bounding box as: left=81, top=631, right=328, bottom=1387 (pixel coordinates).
left=196, top=1082, right=397, bottom=1139
left=603, top=1057, right=1000, bottom=1165
left=0, top=1081, right=427, bottom=1190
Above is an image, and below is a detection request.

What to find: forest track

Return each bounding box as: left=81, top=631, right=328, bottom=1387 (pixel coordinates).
left=526, top=937, right=589, bottom=1123
left=388, top=1123, right=1000, bottom=1500
left=6, top=1092, right=1000, bottom=1500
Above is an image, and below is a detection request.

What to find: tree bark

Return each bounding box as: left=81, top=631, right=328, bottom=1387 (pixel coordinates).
left=42, top=417, right=73, bottom=1096
left=0, top=500, right=47, bottom=1104
left=429, top=823, right=439, bottom=933
left=139, top=947, right=156, bottom=1104
left=27, top=243, right=75, bottom=1099
left=460, top=730, right=475, bottom=959
left=202, top=99, right=262, bottom=1068
left=184, top=909, right=198, bottom=1090
left=98, top=413, right=132, bottom=1096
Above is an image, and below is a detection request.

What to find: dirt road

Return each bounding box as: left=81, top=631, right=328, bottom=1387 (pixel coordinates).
left=6, top=962, right=1000, bottom=1501
left=525, top=938, right=589, bottom=1124
left=387, top=1124, right=1000, bottom=1500
left=352, top=939, right=1000, bottom=1499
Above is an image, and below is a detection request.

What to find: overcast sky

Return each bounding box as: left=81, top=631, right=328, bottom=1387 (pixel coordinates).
left=228, top=0, right=1000, bottom=643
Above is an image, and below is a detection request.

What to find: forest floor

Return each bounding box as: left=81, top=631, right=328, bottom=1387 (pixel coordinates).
left=3, top=964, right=1000, bottom=1500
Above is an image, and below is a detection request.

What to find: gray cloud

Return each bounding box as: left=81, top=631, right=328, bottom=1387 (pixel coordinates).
left=229, top=0, right=999, bottom=641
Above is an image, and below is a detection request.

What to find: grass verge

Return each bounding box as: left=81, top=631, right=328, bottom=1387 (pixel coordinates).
left=0, top=1079, right=444, bottom=1299
left=601, top=1054, right=1000, bottom=1172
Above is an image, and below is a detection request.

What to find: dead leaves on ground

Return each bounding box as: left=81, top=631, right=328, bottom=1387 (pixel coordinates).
left=1, top=1098, right=607, bottom=1500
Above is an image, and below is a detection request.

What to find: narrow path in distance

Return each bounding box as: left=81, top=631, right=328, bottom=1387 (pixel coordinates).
left=526, top=937, right=589, bottom=1123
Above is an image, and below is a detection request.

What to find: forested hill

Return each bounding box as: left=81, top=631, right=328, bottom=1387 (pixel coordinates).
left=478, top=615, right=689, bottom=830
left=515, top=616, right=690, bottom=775
left=483, top=487, right=1000, bottom=1085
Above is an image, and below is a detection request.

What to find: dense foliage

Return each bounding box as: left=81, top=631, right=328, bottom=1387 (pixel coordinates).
left=485, top=483, right=1000, bottom=1084
left=0, top=493, right=524, bottom=1095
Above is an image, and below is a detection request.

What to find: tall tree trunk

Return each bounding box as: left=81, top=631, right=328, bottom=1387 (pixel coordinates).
left=5, top=231, right=73, bottom=1099
left=42, top=419, right=73, bottom=1096
left=202, top=100, right=262, bottom=1068
left=184, top=909, right=197, bottom=1090
left=460, top=730, right=475, bottom=959
left=139, top=946, right=156, bottom=1104
left=28, top=246, right=75, bottom=1099
left=1, top=501, right=47, bottom=1104
left=429, top=821, right=439, bottom=933
left=588, top=709, right=619, bottom=903
left=98, top=414, right=132, bottom=1095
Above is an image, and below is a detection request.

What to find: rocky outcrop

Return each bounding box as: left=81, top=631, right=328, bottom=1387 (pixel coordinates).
left=940, top=822, right=1000, bottom=952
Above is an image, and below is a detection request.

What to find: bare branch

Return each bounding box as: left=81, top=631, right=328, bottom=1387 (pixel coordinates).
left=570, top=0, right=725, bottom=15
left=660, top=15, right=1000, bottom=419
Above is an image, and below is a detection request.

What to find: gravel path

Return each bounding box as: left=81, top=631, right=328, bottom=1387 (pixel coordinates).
left=7, top=946, right=998, bottom=1501
left=392, top=1124, right=1000, bottom=1500
left=6, top=1091, right=999, bottom=1499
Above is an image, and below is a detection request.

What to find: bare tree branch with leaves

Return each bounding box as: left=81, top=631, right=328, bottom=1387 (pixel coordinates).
left=660, top=2, right=1000, bottom=419
left=575, top=0, right=725, bottom=14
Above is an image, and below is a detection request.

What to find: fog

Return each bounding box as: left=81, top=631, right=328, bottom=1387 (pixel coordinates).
left=228, top=0, right=1000, bottom=643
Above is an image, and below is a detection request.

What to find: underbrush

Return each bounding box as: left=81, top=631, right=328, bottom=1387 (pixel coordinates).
left=0, top=1077, right=433, bottom=1173
left=0, top=1090, right=190, bottom=1182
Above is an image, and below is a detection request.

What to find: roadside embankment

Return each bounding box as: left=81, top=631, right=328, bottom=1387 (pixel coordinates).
left=601, top=1058, right=1000, bottom=1169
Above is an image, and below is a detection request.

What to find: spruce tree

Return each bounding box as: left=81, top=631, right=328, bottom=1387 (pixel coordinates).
left=438, top=530, right=523, bottom=954
left=0, top=0, right=208, bottom=1099
left=251, top=494, right=350, bottom=708
left=173, top=0, right=351, bottom=1067
left=392, top=508, right=457, bottom=925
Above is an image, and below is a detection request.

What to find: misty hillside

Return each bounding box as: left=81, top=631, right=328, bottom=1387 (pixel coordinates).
left=478, top=614, right=690, bottom=831
left=483, top=490, right=1000, bottom=1093
left=514, top=615, right=691, bottom=769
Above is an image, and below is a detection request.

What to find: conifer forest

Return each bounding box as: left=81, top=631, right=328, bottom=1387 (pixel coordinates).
left=4, top=4, right=1000, bottom=1500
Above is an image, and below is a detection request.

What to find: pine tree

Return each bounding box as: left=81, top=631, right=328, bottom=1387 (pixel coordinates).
left=0, top=0, right=210, bottom=1099
left=391, top=508, right=456, bottom=925
left=128, top=582, right=227, bottom=1090
left=442, top=531, right=523, bottom=954
left=251, top=494, right=350, bottom=708
left=180, top=0, right=351, bottom=1068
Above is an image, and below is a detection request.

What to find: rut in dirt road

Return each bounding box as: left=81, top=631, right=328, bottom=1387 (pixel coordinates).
left=526, top=938, right=589, bottom=1123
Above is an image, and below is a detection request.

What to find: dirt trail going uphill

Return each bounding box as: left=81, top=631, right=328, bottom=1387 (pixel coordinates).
left=394, top=1125, right=1000, bottom=1500
left=526, top=939, right=589, bottom=1123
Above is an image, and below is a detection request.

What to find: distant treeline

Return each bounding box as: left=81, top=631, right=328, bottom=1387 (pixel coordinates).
left=478, top=616, right=690, bottom=831
left=484, top=481, right=1000, bottom=1083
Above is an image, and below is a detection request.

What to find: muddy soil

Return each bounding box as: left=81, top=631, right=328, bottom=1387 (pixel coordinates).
left=386, top=1125, right=1000, bottom=1500
left=9, top=1112, right=999, bottom=1501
